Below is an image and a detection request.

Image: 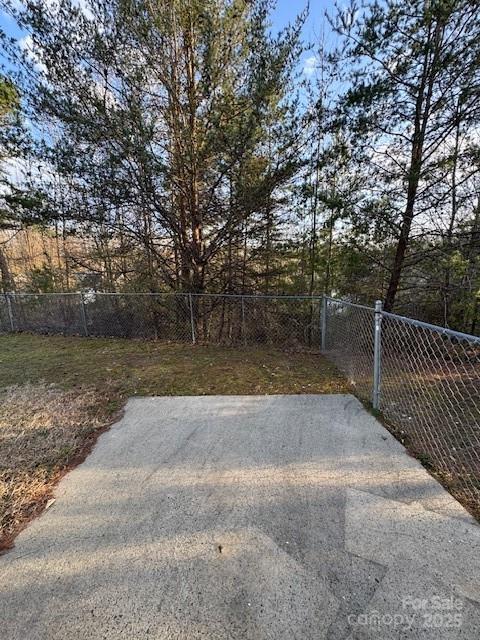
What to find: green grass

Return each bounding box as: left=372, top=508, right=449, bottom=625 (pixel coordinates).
left=0, top=333, right=347, bottom=400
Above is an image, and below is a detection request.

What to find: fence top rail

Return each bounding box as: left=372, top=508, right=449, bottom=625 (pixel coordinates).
left=5, top=291, right=81, bottom=296
left=4, top=291, right=324, bottom=301
left=325, top=295, right=480, bottom=343
left=324, top=296, right=374, bottom=313
left=381, top=310, right=480, bottom=344
left=189, top=292, right=321, bottom=300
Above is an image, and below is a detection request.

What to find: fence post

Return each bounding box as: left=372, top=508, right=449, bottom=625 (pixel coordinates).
left=321, top=295, right=328, bottom=351
left=79, top=292, right=88, bottom=336
left=372, top=299, right=383, bottom=410
left=188, top=293, right=196, bottom=344
left=241, top=295, right=246, bottom=346
left=6, top=292, right=15, bottom=332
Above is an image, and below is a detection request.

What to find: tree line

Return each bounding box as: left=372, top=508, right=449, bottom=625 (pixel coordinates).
left=1, top=0, right=479, bottom=334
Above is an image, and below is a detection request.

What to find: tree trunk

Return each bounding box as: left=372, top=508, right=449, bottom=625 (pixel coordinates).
left=383, top=172, right=419, bottom=312
left=309, top=137, right=321, bottom=297
left=442, top=99, right=461, bottom=326
left=0, top=245, right=14, bottom=292
left=383, top=19, right=443, bottom=312
left=462, top=197, right=480, bottom=333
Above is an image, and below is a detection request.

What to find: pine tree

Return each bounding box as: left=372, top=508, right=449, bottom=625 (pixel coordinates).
left=332, top=0, right=480, bottom=311
left=3, top=0, right=305, bottom=293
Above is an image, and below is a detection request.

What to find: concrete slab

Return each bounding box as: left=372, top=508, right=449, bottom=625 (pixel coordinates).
left=1, top=394, right=479, bottom=639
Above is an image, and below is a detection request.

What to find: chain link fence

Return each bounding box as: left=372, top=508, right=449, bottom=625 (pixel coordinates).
left=0, top=292, right=321, bottom=348
left=323, top=296, right=480, bottom=511
left=322, top=298, right=376, bottom=402
left=1, top=290, right=479, bottom=511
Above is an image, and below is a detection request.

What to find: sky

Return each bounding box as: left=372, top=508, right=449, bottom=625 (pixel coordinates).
left=272, top=0, right=336, bottom=74
left=0, top=5, right=22, bottom=41
left=0, top=0, right=337, bottom=186
left=273, top=0, right=334, bottom=40
left=0, top=0, right=337, bottom=77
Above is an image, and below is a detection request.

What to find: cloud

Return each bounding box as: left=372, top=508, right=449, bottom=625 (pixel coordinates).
left=303, top=56, right=317, bottom=76
left=0, top=156, right=30, bottom=193
left=74, top=0, right=95, bottom=21
left=18, top=34, right=48, bottom=74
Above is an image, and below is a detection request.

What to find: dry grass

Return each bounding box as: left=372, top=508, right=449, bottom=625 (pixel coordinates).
left=0, top=382, right=115, bottom=546
left=0, top=334, right=347, bottom=547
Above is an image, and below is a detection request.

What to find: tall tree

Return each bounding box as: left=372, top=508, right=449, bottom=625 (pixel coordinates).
left=0, top=75, right=20, bottom=291
left=3, top=0, right=304, bottom=293
left=332, top=0, right=480, bottom=311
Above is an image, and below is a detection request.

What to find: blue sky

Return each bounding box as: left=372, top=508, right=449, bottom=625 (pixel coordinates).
left=272, top=0, right=333, bottom=38
left=0, top=1, right=333, bottom=34
left=0, top=0, right=336, bottom=76
left=0, top=5, right=22, bottom=40
left=273, top=0, right=336, bottom=70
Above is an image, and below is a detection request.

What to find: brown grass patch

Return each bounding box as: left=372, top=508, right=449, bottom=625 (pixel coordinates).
left=0, top=382, right=115, bottom=549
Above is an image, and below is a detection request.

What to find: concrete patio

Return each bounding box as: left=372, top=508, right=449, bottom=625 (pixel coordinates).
left=1, top=394, right=479, bottom=639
